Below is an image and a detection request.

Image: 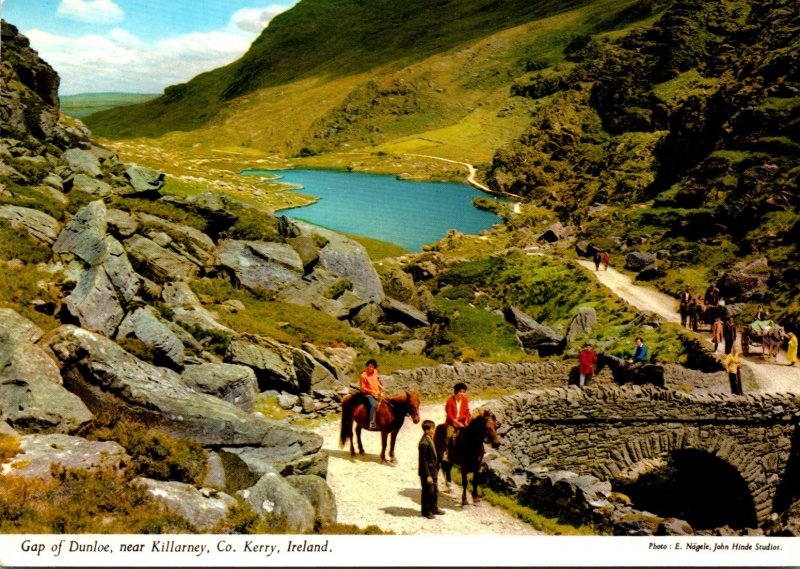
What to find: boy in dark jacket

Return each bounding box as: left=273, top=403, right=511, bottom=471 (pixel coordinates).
left=418, top=420, right=444, bottom=519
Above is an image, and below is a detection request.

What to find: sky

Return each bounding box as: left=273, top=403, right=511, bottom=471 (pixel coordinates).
left=1, top=0, right=299, bottom=95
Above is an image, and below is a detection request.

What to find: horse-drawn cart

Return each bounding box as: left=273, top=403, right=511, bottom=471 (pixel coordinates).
left=742, top=320, right=784, bottom=359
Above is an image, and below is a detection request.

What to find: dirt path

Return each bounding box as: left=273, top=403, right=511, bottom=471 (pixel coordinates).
left=576, top=260, right=800, bottom=394
left=314, top=402, right=542, bottom=535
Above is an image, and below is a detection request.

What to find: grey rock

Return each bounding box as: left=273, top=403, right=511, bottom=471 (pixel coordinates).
left=161, top=282, right=233, bottom=334
left=68, top=174, right=112, bottom=196
left=63, top=148, right=102, bottom=177
left=137, top=478, right=236, bottom=531
left=217, top=240, right=303, bottom=291
left=181, top=362, right=257, bottom=411
left=566, top=307, right=598, bottom=342
left=226, top=336, right=336, bottom=394
left=44, top=326, right=275, bottom=445
left=298, top=222, right=384, bottom=303
left=656, top=518, right=694, bottom=536
left=117, top=307, right=185, bottom=368
left=102, top=237, right=141, bottom=302
left=287, top=474, right=337, bottom=526
left=0, top=339, right=62, bottom=386
left=137, top=213, right=216, bottom=267
left=125, top=234, right=200, bottom=282
left=381, top=297, right=429, bottom=327
left=718, top=271, right=769, bottom=300
left=123, top=164, right=165, bottom=195
left=238, top=472, right=315, bottom=533
left=202, top=451, right=227, bottom=489
left=539, top=221, right=567, bottom=243
left=503, top=305, right=540, bottom=333
left=53, top=200, right=108, bottom=265
left=0, top=376, right=93, bottom=433
left=2, top=434, right=128, bottom=481
left=64, top=266, right=124, bottom=336
left=277, top=392, right=300, bottom=409
left=286, top=234, right=319, bottom=272
left=625, top=251, right=657, bottom=272
left=0, top=204, right=60, bottom=245
left=398, top=339, right=427, bottom=355
left=106, top=208, right=138, bottom=237
left=0, top=308, right=44, bottom=344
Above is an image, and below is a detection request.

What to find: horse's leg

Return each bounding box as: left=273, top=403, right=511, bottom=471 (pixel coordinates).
left=389, top=430, right=398, bottom=462
left=472, top=467, right=481, bottom=504
left=380, top=431, right=388, bottom=463
left=349, top=424, right=356, bottom=457
left=461, top=465, right=469, bottom=506
left=356, top=426, right=365, bottom=455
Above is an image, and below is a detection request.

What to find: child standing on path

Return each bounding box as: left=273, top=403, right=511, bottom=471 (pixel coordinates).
left=418, top=420, right=444, bottom=519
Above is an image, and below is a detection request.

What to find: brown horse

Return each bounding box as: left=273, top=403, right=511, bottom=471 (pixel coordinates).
left=434, top=408, right=500, bottom=506
left=339, top=390, right=421, bottom=464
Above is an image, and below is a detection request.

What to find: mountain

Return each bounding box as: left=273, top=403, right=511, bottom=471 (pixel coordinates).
left=60, top=93, right=159, bottom=118
left=85, top=0, right=799, bottom=327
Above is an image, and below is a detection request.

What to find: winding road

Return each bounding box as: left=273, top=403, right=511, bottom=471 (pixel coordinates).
left=576, top=260, right=800, bottom=394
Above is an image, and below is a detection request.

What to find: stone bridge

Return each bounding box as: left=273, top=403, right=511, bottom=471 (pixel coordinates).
left=490, top=385, right=800, bottom=527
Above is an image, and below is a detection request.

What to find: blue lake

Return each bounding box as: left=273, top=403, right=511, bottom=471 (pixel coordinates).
left=241, top=169, right=500, bottom=252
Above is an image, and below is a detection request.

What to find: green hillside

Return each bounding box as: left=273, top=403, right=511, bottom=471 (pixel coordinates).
left=84, top=0, right=647, bottom=139
left=59, top=92, right=159, bottom=118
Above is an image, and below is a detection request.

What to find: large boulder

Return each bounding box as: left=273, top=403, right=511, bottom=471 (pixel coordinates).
left=0, top=308, right=44, bottom=344
left=62, top=148, right=102, bottom=178
left=137, top=213, right=216, bottom=267
left=287, top=474, right=337, bottom=526
left=181, top=362, right=257, bottom=411
left=381, top=297, right=429, bottom=327
left=117, top=307, right=186, bottom=369
left=297, top=222, right=384, bottom=303
left=137, top=478, right=237, bottom=531
left=0, top=205, right=60, bottom=245
left=53, top=200, right=108, bottom=266
left=624, top=251, right=657, bottom=272
left=67, top=174, right=113, bottom=197
left=123, top=164, right=165, bottom=195
left=225, top=335, right=337, bottom=394
left=217, top=240, right=303, bottom=292
left=717, top=271, right=769, bottom=300
left=63, top=266, right=125, bottom=336
left=44, top=326, right=274, bottom=445
left=2, top=434, right=128, bottom=481
left=124, top=234, right=200, bottom=282
left=161, top=282, right=233, bottom=334
left=237, top=472, right=315, bottom=533
left=566, top=307, right=598, bottom=342
left=0, top=376, right=93, bottom=434
left=503, top=305, right=541, bottom=333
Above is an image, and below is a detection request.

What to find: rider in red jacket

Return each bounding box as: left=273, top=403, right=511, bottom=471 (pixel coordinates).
left=444, top=382, right=471, bottom=458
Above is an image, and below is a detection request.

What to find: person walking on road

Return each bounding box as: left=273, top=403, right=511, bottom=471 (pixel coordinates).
left=593, top=251, right=602, bottom=271
left=602, top=252, right=610, bottom=271
left=723, top=316, right=737, bottom=355
left=787, top=332, right=797, bottom=367
left=711, top=317, right=724, bottom=352
left=725, top=347, right=744, bottom=395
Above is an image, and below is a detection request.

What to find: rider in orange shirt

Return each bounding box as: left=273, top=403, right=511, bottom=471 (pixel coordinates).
left=359, top=359, right=382, bottom=429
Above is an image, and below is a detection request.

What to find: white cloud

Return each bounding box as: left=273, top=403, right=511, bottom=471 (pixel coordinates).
left=56, top=0, right=125, bottom=25
left=24, top=4, right=292, bottom=95
left=230, top=5, right=286, bottom=34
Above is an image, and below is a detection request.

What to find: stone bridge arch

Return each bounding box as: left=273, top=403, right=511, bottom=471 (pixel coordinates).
left=492, top=385, right=800, bottom=527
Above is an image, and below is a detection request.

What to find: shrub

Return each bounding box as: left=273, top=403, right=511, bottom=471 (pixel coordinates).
left=86, top=419, right=207, bottom=485
left=224, top=206, right=284, bottom=242
left=0, top=466, right=193, bottom=533
left=0, top=219, right=52, bottom=264
left=0, top=433, right=22, bottom=463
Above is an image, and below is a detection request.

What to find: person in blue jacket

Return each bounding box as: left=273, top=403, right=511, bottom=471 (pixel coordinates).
left=628, top=337, right=648, bottom=369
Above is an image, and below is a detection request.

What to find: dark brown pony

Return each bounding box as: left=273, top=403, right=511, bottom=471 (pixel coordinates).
left=339, top=390, right=420, bottom=464
left=434, top=408, right=500, bottom=506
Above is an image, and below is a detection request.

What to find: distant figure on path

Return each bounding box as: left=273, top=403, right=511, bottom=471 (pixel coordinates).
left=787, top=332, right=797, bottom=367
left=679, top=287, right=692, bottom=329
left=725, top=347, right=744, bottom=395
left=704, top=283, right=721, bottom=307
left=578, top=343, right=598, bottom=387
left=602, top=252, right=610, bottom=271
left=593, top=251, right=602, bottom=271
left=711, top=317, right=724, bottom=352
left=723, top=316, right=737, bottom=355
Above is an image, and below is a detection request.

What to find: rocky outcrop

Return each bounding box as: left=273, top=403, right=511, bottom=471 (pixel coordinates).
left=125, top=234, right=201, bottom=282
left=237, top=472, right=316, bottom=533
left=117, top=307, right=186, bottom=369
left=624, top=251, right=656, bottom=272
left=44, top=326, right=273, bottom=445
left=137, top=478, right=237, bottom=531
left=123, top=165, right=165, bottom=196
left=217, top=240, right=303, bottom=291
left=181, top=362, right=257, bottom=411
left=2, top=434, right=129, bottom=481
left=0, top=205, right=60, bottom=245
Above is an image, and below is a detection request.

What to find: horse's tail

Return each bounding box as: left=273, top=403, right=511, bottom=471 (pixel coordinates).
left=339, top=395, right=354, bottom=448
